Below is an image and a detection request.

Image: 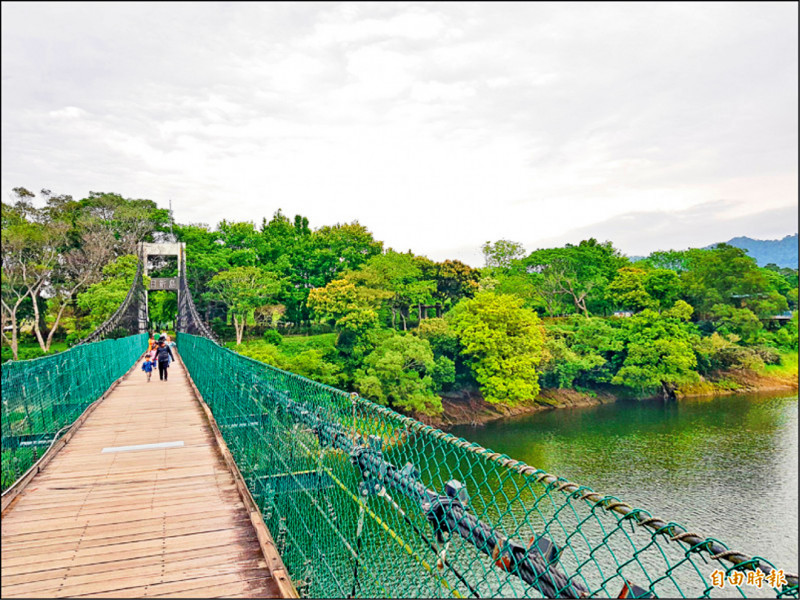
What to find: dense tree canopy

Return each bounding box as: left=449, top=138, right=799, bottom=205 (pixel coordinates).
left=2, top=188, right=796, bottom=418
left=448, top=292, right=546, bottom=406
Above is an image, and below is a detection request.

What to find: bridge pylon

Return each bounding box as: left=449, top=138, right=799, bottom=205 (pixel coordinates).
left=138, top=241, right=186, bottom=333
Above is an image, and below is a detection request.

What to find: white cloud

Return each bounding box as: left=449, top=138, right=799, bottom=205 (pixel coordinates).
left=1, top=2, right=796, bottom=267
left=48, top=106, right=87, bottom=119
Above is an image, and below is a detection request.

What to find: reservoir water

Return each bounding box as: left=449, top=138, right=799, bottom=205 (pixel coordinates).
left=450, top=391, right=799, bottom=576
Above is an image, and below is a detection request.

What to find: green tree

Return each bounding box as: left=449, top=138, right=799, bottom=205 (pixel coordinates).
left=524, top=239, right=628, bottom=317
left=415, top=317, right=459, bottom=358
left=430, top=259, right=481, bottom=309
left=286, top=349, right=342, bottom=387
left=447, top=292, right=545, bottom=405
left=539, top=337, right=606, bottom=389
left=481, top=239, right=525, bottom=270
left=681, top=244, right=774, bottom=318
left=709, top=304, right=763, bottom=344
left=612, top=301, right=700, bottom=399
left=354, top=333, right=442, bottom=415
left=347, top=251, right=435, bottom=330
left=149, top=291, right=178, bottom=330
left=308, top=278, right=387, bottom=335
left=175, top=223, right=233, bottom=323
left=606, top=267, right=654, bottom=311
left=643, top=250, right=690, bottom=273
left=76, top=255, right=142, bottom=330
left=643, top=268, right=681, bottom=310
left=205, top=266, right=282, bottom=345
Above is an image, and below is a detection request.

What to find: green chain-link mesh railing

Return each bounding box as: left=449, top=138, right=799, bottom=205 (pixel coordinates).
left=1, top=333, right=147, bottom=492
left=178, top=332, right=797, bottom=599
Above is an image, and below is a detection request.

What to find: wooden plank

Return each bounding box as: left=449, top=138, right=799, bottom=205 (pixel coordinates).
left=73, top=569, right=277, bottom=598
left=1, top=353, right=291, bottom=598
left=1, top=515, right=252, bottom=555
left=1, top=544, right=266, bottom=592
left=0, top=507, right=245, bottom=543
left=1, top=361, right=136, bottom=516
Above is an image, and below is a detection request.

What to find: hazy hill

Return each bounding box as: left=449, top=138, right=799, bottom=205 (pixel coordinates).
left=627, top=234, right=798, bottom=267
left=711, top=234, right=798, bottom=268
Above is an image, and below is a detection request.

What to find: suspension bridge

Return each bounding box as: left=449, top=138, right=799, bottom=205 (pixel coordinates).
left=2, top=243, right=797, bottom=598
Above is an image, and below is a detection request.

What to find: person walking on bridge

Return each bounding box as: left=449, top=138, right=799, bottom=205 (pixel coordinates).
left=155, top=338, right=175, bottom=381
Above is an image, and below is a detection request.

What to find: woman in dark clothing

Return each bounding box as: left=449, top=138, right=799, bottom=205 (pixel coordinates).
left=155, top=339, right=175, bottom=381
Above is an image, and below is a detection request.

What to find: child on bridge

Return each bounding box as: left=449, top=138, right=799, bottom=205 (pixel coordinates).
left=141, top=354, right=154, bottom=382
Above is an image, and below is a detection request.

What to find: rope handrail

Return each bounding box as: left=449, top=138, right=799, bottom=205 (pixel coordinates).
left=178, top=332, right=798, bottom=599
left=1, top=334, right=147, bottom=493
left=178, top=259, right=219, bottom=344
left=74, top=256, right=144, bottom=346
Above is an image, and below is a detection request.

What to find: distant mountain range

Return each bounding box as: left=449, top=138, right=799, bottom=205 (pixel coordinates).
left=628, top=234, right=798, bottom=268
left=707, top=234, right=798, bottom=268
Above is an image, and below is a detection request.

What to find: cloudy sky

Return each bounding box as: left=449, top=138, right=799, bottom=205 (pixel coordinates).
left=2, top=2, right=797, bottom=266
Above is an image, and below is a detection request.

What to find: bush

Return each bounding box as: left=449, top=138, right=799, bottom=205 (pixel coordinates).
left=17, top=346, right=46, bottom=361
left=263, top=329, right=283, bottom=346
left=752, top=345, right=781, bottom=365
left=415, top=318, right=459, bottom=358
left=714, top=346, right=764, bottom=371
left=211, top=317, right=235, bottom=340
left=17, top=331, right=36, bottom=345
left=286, top=349, right=341, bottom=387
left=65, top=330, right=91, bottom=347
left=694, top=333, right=766, bottom=373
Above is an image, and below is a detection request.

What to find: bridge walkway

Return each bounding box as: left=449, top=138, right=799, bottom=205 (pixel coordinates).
left=1, top=353, right=291, bottom=598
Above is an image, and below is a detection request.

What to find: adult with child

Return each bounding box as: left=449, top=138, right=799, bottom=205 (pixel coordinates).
left=155, top=337, right=175, bottom=381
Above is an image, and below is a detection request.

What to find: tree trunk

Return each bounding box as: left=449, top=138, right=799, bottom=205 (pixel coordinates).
left=391, top=308, right=397, bottom=329
left=2, top=295, right=27, bottom=360
left=400, top=308, right=407, bottom=331
left=30, top=285, right=48, bottom=352
left=44, top=301, right=71, bottom=352
left=233, top=313, right=244, bottom=345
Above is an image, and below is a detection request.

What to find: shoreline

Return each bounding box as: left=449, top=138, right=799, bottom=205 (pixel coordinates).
left=422, top=369, right=799, bottom=429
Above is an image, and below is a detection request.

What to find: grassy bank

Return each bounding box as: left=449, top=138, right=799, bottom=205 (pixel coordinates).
left=677, top=349, right=798, bottom=398
left=224, top=334, right=341, bottom=386
left=1, top=341, right=69, bottom=362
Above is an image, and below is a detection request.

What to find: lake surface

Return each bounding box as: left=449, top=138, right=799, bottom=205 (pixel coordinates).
left=451, top=391, right=799, bottom=575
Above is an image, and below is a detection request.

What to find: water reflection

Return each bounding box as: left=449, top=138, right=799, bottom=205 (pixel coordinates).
left=451, top=392, right=799, bottom=573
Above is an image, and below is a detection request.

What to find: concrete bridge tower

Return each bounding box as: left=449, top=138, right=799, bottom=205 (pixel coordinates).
left=138, top=242, right=186, bottom=333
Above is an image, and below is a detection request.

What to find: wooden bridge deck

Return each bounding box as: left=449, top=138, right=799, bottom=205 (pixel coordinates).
left=1, top=353, right=292, bottom=598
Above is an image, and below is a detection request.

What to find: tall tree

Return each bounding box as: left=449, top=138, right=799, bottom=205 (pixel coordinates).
left=448, top=292, right=545, bottom=405
left=606, top=267, right=654, bottom=311
left=205, top=266, right=282, bottom=345
left=347, top=251, right=435, bottom=330
left=524, top=239, right=627, bottom=317
left=354, top=333, right=442, bottom=415
left=307, top=278, right=387, bottom=335
left=612, top=300, right=700, bottom=400
left=481, top=239, right=525, bottom=270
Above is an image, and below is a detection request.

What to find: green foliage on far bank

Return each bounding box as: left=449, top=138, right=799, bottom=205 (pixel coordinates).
left=3, top=186, right=797, bottom=416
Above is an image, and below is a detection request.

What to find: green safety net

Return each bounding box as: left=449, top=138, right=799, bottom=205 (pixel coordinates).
left=177, top=332, right=796, bottom=599
left=1, top=333, right=148, bottom=492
